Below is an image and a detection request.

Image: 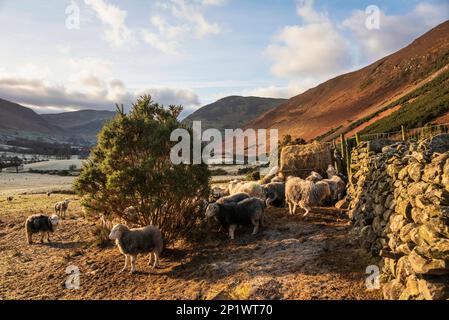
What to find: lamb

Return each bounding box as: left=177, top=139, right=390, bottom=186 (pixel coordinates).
left=205, top=197, right=264, bottom=239
left=228, top=181, right=264, bottom=199
left=25, top=214, right=60, bottom=244
left=216, top=192, right=250, bottom=205
left=109, top=224, right=163, bottom=274
left=305, top=171, right=323, bottom=183
left=262, top=182, right=285, bottom=207
left=285, top=177, right=330, bottom=217
left=322, top=175, right=346, bottom=203
left=54, top=199, right=70, bottom=219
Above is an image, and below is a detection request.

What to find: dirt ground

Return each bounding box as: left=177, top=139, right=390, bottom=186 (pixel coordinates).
left=0, top=194, right=383, bottom=300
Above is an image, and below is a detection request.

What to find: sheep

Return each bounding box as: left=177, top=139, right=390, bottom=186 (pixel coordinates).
left=109, top=224, right=163, bottom=274
left=211, top=187, right=230, bottom=200
left=228, top=181, right=264, bottom=199
left=205, top=197, right=265, bottom=239
left=322, top=175, right=346, bottom=203
left=285, top=177, right=330, bottom=217
left=260, top=173, right=276, bottom=185
left=327, top=164, right=338, bottom=178
left=262, top=182, right=285, bottom=208
left=7, top=196, right=13, bottom=202
left=25, top=214, right=60, bottom=244
left=54, top=199, right=70, bottom=219
left=305, top=171, right=323, bottom=183
left=46, top=192, right=52, bottom=197
left=216, top=192, right=250, bottom=205
left=271, top=176, right=284, bottom=183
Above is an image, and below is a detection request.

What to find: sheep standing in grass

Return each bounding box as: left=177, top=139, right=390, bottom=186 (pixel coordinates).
left=25, top=214, right=60, bottom=244
left=322, top=175, right=346, bottom=203
left=109, top=224, right=163, bottom=274
left=285, top=177, right=329, bottom=217
left=205, top=197, right=264, bottom=239
left=262, top=182, right=285, bottom=208
left=54, top=199, right=70, bottom=219
left=228, top=181, right=264, bottom=199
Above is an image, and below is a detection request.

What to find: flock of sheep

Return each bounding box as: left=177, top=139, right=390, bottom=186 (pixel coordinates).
left=17, top=164, right=346, bottom=274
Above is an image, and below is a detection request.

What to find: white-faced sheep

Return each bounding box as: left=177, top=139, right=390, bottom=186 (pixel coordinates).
left=54, top=199, right=70, bottom=219
left=262, top=182, right=285, bottom=208
left=25, top=214, right=60, bottom=244
left=285, top=177, right=330, bottom=217
left=228, top=181, right=264, bottom=199
left=109, top=224, right=163, bottom=274
left=205, top=197, right=265, bottom=239
left=322, top=175, right=346, bottom=203
left=326, top=164, right=337, bottom=178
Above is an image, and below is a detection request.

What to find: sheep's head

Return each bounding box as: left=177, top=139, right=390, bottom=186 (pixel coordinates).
left=64, top=199, right=71, bottom=204
left=109, top=224, right=128, bottom=240
left=205, top=203, right=220, bottom=219
left=49, top=215, right=60, bottom=229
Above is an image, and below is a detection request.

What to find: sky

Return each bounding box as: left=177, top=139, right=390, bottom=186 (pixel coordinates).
left=0, top=0, right=448, bottom=118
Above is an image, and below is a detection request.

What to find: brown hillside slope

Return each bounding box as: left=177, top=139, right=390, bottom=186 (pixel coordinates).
left=245, top=21, right=449, bottom=141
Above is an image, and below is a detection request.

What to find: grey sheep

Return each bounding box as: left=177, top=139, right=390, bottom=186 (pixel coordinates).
left=285, top=177, right=330, bottom=217
left=54, top=199, right=70, bottom=219
left=25, top=214, right=60, bottom=244
left=216, top=192, right=250, bottom=205
left=109, top=224, right=163, bottom=274
left=322, top=175, right=346, bottom=203
left=262, top=182, right=285, bottom=207
left=205, top=197, right=265, bottom=239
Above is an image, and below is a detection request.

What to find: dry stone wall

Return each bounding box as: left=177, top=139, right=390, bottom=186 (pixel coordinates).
left=347, top=134, right=449, bottom=300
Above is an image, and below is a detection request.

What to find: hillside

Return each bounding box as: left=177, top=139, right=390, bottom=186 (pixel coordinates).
left=0, top=98, right=65, bottom=135
left=183, top=96, right=286, bottom=132
left=245, top=21, right=449, bottom=141
left=42, top=110, right=115, bottom=137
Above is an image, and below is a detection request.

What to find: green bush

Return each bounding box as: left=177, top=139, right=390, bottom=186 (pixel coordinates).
left=74, top=96, right=210, bottom=244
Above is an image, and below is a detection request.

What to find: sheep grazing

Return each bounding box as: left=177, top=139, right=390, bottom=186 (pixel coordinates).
left=25, top=214, right=60, bottom=244
left=285, top=177, right=329, bottom=217
left=305, top=171, right=323, bottom=183
left=205, top=197, right=264, bottom=239
left=54, top=199, right=70, bottom=219
left=322, top=175, right=346, bottom=203
left=109, top=224, right=163, bottom=274
left=228, top=181, right=264, bottom=199
left=216, top=192, right=250, bottom=205
left=262, top=182, right=285, bottom=208
left=7, top=196, right=13, bottom=202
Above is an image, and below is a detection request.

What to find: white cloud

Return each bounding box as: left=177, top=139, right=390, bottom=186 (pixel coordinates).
left=142, top=0, right=223, bottom=53
left=245, top=84, right=305, bottom=99
left=341, top=2, right=449, bottom=63
left=84, top=0, right=134, bottom=47
left=266, top=0, right=351, bottom=79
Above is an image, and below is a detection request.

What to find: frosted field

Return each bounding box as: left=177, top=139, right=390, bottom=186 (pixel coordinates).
left=23, top=159, right=84, bottom=171
left=0, top=172, right=75, bottom=195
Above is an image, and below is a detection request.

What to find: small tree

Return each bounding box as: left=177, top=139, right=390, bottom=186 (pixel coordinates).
left=74, top=96, right=210, bottom=244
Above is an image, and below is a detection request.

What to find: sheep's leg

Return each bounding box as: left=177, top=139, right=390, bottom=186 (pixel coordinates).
left=252, top=221, right=260, bottom=236
left=120, top=255, right=129, bottom=273
left=292, top=204, right=297, bottom=215
left=148, top=252, right=154, bottom=266
left=303, top=203, right=311, bottom=217
left=130, top=255, right=137, bottom=274
left=229, top=224, right=237, bottom=240
left=152, top=251, right=159, bottom=269
left=27, top=231, right=32, bottom=245
left=47, top=232, right=51, bottom=242
left=287, top=202, right=292, bottom=214
left=40, top=233, right=45, bottom=243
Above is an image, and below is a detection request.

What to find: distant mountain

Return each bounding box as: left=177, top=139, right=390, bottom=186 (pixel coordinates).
left=42, top=110, right=115, bottom=137
left=246, top=20, right=449, bottom=141
left=0, top=98, right=65, bottom=135
left=183, top=96, right=286, bottom=132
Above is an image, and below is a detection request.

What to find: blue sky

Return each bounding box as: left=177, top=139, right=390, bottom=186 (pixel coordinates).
left=0, top=0, right=448, bottom=118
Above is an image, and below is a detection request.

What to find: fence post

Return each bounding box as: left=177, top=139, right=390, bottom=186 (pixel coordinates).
left=345, top=138, right=351, bottom=178
left=401, top=125, right=406, bottom=141
left=355, top=132, right=361, bottom=145
left=340, top=134, right=345, bottom=159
